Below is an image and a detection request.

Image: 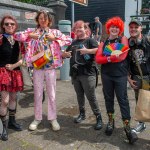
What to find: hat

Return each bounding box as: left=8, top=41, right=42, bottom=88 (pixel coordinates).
left=94, top=16, right=99, bottom=20
left=129, top=20, right=142, bottom=26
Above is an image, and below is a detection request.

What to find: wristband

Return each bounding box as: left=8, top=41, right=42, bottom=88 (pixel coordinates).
left=107, top=56, right=111, bottom=62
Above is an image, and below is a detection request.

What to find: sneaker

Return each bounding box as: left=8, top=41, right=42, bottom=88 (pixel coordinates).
left=50, top=120, right=60, bottom=131
left=132, top=122, right=146, bottom=134
left=124, top=125, right=138, bottom=144
left=29, top=120, right=41, bottom=131
left=105, top=120, right=114, bottom=136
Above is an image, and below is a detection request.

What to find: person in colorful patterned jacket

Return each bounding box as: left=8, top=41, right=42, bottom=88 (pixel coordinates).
left=14, top=10, right=71, bottom=131
left=0, top=15, right=24, bottom=141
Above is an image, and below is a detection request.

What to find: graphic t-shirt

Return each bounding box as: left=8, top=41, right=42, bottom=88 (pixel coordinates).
left=129, top=48, right=148, bottom=75
left=66, top=38, right=98, bottom=76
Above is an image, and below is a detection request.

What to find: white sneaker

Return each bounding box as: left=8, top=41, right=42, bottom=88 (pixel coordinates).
left=50, top=120, right=60, bottom=131
left=132, top=122, right=146, bottom=134
left=29, top=120, right=41, bottom=131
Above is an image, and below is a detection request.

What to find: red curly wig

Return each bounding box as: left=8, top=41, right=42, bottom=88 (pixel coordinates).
left=105, top=17, right=124, bottom=35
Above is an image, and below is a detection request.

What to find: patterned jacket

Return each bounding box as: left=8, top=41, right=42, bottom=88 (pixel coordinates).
left=14, top=28, right=71, bottom=69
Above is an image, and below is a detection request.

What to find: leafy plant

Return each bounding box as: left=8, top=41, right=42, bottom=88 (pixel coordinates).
left=14, top=0, right=49, bottom=6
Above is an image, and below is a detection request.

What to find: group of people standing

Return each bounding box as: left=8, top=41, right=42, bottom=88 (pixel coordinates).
left=0, top=10, right=149, bottom=146
left=63, top=17, right=150, bottom=145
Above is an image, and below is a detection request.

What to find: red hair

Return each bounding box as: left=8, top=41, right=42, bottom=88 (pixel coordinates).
left=0, top=15, right=18, bottom=34
left=105, top=17, right=124, bottom=35
left=72, top=20, right=91, bottom=38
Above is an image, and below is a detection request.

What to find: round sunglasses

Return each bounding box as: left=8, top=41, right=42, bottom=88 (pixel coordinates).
left=4, top=22, right=15, bottom=26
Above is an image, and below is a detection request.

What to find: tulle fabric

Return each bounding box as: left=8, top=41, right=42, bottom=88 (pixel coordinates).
left=0, top=67, right=24, bottom=92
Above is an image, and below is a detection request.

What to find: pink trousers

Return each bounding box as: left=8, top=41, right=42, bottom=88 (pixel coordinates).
left=33, top=69, right=56, bottom=121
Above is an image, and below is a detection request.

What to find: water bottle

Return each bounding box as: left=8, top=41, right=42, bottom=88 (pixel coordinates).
left=84, top=53, right=91, bottom=60
left=79, top=44, right=90, bottom=60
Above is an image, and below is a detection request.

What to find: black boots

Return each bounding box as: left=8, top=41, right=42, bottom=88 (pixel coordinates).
left=8, top=116, right=22, bottom=131
left=124, top=120, right=138, bottom=144
left=1, top=120, right=8, bottom=141
left=105, top=113, right=115, bottom=136
left=74, top=109, right=86, bottom=123
left=94, top=114, right=103, bottom=130
left=8, top=109, right=22, bottom=131
left=74, top=109, right=103, bottom=130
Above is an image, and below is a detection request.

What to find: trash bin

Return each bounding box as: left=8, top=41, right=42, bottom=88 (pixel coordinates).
left=58, top=20, right=71, bottom=81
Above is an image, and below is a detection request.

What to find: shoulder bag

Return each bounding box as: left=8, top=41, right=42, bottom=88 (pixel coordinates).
left=133, top=50, right=150, bottom=122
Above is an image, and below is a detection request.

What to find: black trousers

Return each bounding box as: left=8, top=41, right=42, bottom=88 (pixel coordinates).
left=101, top=73, right=131, bottom=121
left=72, top=75, right=100, bottom=115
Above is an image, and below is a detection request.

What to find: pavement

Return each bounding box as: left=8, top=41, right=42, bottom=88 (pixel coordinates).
left=0, top=69, right=150, bottom=150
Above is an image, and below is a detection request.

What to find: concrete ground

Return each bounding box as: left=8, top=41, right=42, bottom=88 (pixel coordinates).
left=0, top=69, right=150, bottom=150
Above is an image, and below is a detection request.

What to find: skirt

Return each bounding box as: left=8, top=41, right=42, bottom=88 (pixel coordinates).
left=0, top=67, right=24, bottom=92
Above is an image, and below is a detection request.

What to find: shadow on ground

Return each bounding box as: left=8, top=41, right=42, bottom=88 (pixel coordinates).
left=8, top=113, right=150, bottom=150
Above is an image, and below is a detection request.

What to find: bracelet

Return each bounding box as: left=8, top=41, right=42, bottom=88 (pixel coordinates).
left=107, top=56, right=111, bottom=62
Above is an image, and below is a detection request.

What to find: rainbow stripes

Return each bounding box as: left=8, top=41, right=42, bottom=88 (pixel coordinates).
left=103, top=43, right=129, bottom=56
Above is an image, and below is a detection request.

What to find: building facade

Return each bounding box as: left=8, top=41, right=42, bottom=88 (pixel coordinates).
left=64, top=0, right=142, bottom=37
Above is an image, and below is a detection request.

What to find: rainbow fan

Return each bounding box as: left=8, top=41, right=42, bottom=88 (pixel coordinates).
left=103, top=43, right=129, bottom=56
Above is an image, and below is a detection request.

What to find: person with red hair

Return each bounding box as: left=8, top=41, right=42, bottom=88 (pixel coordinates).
left=95, top=17, right=138, bottom=144
left=63, top=20, right=103, bottom=130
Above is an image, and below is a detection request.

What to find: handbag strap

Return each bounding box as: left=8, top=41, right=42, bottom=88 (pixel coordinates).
left=132, top=50, right=144, bottom=80
left=33, top=28, right=48, bottom=40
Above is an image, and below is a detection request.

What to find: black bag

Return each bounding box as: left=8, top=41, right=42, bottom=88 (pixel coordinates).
left=132, top=75, right=150, bottom=90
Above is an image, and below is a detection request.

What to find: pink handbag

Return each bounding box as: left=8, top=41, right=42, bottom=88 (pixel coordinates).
left=30, top=51, right=44, bottom=62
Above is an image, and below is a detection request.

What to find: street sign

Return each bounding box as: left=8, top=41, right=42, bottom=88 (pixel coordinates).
left=69, top=0, right=88, bottom=6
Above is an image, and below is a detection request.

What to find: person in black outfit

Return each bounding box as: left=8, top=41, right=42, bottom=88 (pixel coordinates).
left=128, top=20, right=150, bottom=134
left=95, top=17, right=138, bottom=144
left=63, top=20, right=103, bottom=130
left=0, top=15, right=24, bottom=141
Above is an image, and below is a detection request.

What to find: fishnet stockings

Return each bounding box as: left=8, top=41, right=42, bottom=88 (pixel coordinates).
left=0, top=91, right=17, bottom=117
left=9, top=92, right=17, bottom=110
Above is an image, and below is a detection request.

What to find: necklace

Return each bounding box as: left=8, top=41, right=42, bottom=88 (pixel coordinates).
left=107, top=37, right=119, bottom=44
left=8, top=35, right=15, bottom=48
left=4, top=34, right=15, bottom=48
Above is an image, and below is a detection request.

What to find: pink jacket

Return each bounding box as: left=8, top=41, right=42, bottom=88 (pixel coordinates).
left=14, top=28, right=71, bottom=69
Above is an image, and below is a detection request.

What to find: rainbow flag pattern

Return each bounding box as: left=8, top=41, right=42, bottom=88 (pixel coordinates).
left=103, top=43, right=129, bottom=56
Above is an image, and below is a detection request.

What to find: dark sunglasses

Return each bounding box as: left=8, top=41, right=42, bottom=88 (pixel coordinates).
left=4, top=22, right=15, bottom=26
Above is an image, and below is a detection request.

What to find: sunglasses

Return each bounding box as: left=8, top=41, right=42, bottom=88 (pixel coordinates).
left=4, top=22, right=15, bottom=26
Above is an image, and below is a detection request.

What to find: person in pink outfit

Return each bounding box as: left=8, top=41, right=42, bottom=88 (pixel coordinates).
left=14, top=10, right=71, bottom=131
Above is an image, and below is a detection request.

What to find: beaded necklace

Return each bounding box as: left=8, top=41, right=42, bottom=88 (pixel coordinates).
left=107, top=37, right=119, bottom=44
left=4, top=33, right=15, bottom=48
